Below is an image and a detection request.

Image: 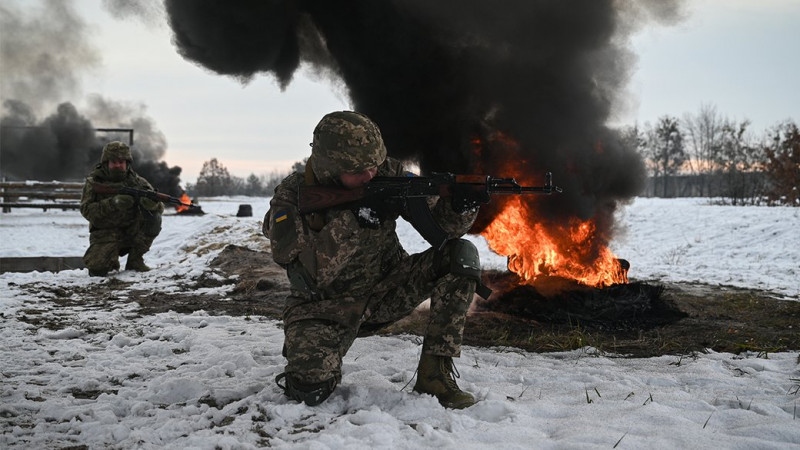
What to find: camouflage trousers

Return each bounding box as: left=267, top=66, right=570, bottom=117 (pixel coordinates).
left=83, top=216, right=161, bottom=272
left=283, top=245, right=476, bottom=385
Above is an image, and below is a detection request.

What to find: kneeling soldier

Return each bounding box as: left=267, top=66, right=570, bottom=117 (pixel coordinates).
left=265, top=111, right=486, bottom=408
left=80, top=141, right=164, bottom=276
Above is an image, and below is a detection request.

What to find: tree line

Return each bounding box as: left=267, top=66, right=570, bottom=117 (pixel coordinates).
left=187, top=105, right=798, bottom=207
left=624, top=104, right=797, bottom=206
left=185, top=157, right=307, bottom=198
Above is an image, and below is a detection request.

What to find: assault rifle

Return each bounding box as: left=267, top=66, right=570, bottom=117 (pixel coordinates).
left=92, top=183, right=200, bottom=210
left=299, top=172, right=562, bottom=250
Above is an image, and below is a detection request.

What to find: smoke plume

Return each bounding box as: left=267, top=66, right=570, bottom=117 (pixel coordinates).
left=0, top=0, right=99, bottom=114
left=0, top=0, right=182, bottom=195
left=101, top=0, right=165, bottom=28
left=165, top=0, right=685, bottom=233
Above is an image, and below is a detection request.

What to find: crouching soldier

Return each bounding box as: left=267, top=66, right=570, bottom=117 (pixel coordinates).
left=264, top=111, right=485, bottom=409
left=80, top=141, right=164, bottom=276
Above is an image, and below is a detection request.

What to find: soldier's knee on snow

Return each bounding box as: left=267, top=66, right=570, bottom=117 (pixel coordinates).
left=439, top=239, right=481, bottom=282
left=142, top=212, right=162, bottom=237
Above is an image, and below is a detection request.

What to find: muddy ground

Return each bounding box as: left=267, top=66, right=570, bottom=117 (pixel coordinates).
left=15, top=244, right=800, bottom=358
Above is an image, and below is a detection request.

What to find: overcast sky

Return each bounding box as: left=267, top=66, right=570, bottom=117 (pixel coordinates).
left=2, top=0, right=798, bottom=184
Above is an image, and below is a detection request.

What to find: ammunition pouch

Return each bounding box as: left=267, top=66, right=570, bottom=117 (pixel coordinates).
left=286, top=261, right=319, bottom=299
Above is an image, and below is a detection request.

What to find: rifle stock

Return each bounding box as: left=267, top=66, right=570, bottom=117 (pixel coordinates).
left=297, top=185, right=366, bottom=214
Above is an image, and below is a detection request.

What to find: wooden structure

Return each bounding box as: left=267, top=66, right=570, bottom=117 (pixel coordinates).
left=1, top=181, right=83, bottom=212
left=0, top=256, right=85, bottom=273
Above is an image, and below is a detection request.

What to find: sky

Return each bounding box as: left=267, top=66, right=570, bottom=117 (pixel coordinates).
left=0, top=197, right=798, bottom=447
left=628, top=0, right=800, bottom=131
left=1, top=0, right=798, bottom=184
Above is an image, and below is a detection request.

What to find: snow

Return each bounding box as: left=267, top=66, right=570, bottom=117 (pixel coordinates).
left=610, top=198, right=799, bottom=299
left=1, top=196, right=798, bottom=449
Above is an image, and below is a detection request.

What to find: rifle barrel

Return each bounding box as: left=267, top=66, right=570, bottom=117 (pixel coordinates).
left=92, top=183, right=198, bottom=208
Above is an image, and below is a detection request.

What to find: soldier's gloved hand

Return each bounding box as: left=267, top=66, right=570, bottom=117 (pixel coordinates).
left=139, top=197, right=161, bottom=211
left=451, top=185, right=490, bottom=213
left=351, top=205, right=381, bottom=229
left=112, top=194, right=135, bottom=210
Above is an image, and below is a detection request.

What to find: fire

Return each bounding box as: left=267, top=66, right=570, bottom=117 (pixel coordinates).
left=176, top=192, right=191, bottom=213
left=473, top=131, right=627, bottom=288
left=481, top=196, right=627, bottom=287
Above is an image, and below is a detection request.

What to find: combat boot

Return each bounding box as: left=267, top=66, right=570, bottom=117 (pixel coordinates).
left=413, top=353, right=476, bottom=409
left=275, top=372, right=337, bottom=406
left=125, top=252, right=151, bottom=272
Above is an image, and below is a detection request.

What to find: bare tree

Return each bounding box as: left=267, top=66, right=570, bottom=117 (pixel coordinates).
left=637, top=125, right=660, bottom=196
left=619, top=124, right=645, bottom=155
left=231, top=175, right=247, bottom=195
left=291, top=157, right=309, bottom=175
left=762, top=121, right=800, bottom=206
left=260, top=170, right=290, bottom=196
left=682, top=103, right=724, bottom=195
left=245, top=173, right=263, bottom=196
left=195, top=158, right=233, bottom=197
left=716, top=120, right=765, bottom=205
left=642, top=116, right=686, bottom=197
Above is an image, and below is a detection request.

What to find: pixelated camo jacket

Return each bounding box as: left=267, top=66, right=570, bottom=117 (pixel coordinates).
left=265, top=157, right=477, bottom=301
left=80, top=165, right=161, bottom=230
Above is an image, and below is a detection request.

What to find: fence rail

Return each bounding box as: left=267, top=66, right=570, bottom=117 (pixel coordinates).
left=1, top=181, right=83, bottom=212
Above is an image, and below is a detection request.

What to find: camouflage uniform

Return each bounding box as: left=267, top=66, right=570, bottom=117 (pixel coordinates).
left=80, top=142, right=164, bottom=275
left=264, top=111, right=481, bottom=408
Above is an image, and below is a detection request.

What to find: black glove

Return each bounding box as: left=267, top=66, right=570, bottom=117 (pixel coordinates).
left=451, top=185, right=490, bottom=213
left=351, top=205, right=382, bottom=229
left=350, top=199, right=402, bottom=229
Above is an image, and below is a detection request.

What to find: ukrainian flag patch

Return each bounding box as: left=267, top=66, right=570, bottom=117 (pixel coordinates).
left=274, top=211, right=288, bottom=223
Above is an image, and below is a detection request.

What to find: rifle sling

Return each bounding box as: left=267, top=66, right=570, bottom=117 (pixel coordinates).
left=404, top=197, right=449, bottom=251
left=303, top=164, right=326, bottom=232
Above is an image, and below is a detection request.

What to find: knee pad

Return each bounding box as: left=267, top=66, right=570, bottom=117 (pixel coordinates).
left=440, top=239, right=481, bottom=281
left=142, top=212, right=162, bottom=237
left=275, top=372, right=337, bottom=406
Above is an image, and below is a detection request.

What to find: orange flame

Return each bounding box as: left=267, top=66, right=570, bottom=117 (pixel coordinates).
left=176, top=192, right=191, bottom=213
left=481, top=197, right=626, bottom=287
left=474, top=132, right=627, bottom=288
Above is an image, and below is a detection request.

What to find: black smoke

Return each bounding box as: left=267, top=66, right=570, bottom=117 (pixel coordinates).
left=0, top=0, right=183, bottom=196
left=1, top=99, right=183, bottom=195
left=165, top=0, right=684, bottom=234
left=1, top=101, right=97, bottom=181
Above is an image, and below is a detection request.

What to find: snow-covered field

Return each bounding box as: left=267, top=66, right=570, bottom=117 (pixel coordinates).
left=1, top=197, right=798, bottom=449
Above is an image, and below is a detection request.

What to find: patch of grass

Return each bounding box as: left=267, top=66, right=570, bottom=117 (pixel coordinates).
left=703, top=411, right=714, bottom=428
left=613, top=431, right=628, bottom=448
left=69, top=387, right=118, bottom=400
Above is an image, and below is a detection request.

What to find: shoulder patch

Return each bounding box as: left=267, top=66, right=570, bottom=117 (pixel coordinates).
left=269, top=207, right=299, bottom=265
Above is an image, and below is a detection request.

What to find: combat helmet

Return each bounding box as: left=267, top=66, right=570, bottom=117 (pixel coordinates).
left=310, top=111, right=386, bottom=184
left=101, top=141, right=133, bottom=164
